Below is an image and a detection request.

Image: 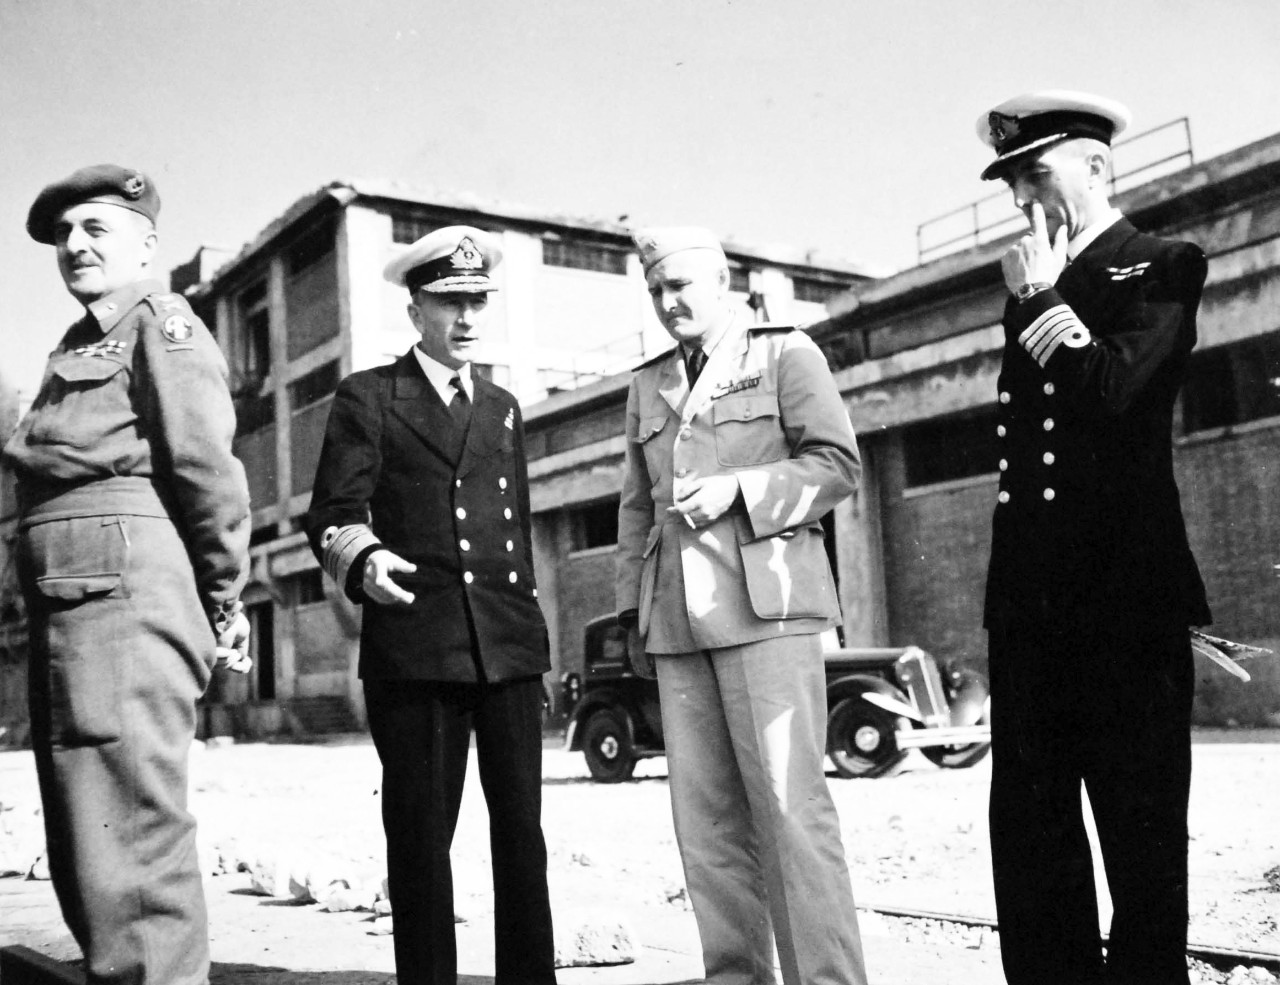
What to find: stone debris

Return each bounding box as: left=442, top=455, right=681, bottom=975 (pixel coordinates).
left=552, top=909, right=637, bottom=968
left=320, top=884, right=379, bottom=913
left=27, top=853, right=50, bottom=881
left=1263, top=864, right=1280, bottom=892
left=368, top=915, right=393, bottom=936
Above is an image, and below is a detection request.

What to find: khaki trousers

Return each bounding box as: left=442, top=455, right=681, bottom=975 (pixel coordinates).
left=656, top=634, right=867, bottom=985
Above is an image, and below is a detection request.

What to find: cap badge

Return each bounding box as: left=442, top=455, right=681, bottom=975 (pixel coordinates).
left=449, top=237, right=484, bottom=270
left=162, top=314, right=193, bottom=343
left=122, top=173, right=146, bottom=200
left=988, top=111, right=1019, bottom=148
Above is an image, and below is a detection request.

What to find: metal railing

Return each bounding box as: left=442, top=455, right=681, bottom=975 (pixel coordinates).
left=916, top=117, right=1194, bottom=264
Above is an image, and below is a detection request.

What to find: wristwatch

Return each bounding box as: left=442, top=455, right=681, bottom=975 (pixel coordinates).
left=1014, top=281, right=1053, bottom=302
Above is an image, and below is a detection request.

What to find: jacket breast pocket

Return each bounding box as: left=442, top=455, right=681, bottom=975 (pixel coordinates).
left=712, top=394, right=785, bottom=467
left=26, top=357, right=128, bottom=450
left=634, top=415, right=669, bottom=476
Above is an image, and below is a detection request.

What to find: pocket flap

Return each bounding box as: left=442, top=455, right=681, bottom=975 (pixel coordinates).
left=713, top=394, right=779, bottom=425
left=634, top=416, right=668, bottom=443
left=35, top=573, right=123, bottom=601
left=51, top=357, right=126, bottom=384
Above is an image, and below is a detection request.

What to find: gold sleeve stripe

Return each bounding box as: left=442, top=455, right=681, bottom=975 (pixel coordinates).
left=320, top=524, right=381, bottom=588
left=1018, top=305, right=1092, bottom=367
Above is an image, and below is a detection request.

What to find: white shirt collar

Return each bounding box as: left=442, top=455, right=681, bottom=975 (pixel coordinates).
left=1068, top=207, right=1124, bottom=261
left=411, top=346, right=472, bottom=405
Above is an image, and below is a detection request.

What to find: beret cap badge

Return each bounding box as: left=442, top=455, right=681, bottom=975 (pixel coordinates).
left=122, top=173, right=146, bottom=200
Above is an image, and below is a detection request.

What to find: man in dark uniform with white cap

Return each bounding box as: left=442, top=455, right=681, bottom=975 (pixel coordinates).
left=306, top=226, right=555, bottom=985
left=976, top=92, right=1211, bottom=985
left=5, top=165, right=252, bottom=984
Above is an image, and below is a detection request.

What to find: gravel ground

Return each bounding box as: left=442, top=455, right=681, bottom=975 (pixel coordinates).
left=1, top=728, right=1277, bottom=983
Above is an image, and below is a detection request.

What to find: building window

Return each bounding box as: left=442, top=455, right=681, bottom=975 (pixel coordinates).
left=1183, top=331, right=1280, bottom=433
left=287, top=221, right=334, bottom=276
left=288, top=361, right=341, bottom=410
left=792, top=276, right=846, bottom=305
left=392, top=215, right=434, bottom=245
left=902, top=409, right=1000, bottom=489
left=238, top=280, right=271, bottom=379
left=729, top=264, right=751, bottom=293
left=287, top=569, right=327, bottom=606
left=568, top=499, right=619, bottom=551
left=235, top=392, right=276, bottom=437
left=542, top=238, right=628, bottom=275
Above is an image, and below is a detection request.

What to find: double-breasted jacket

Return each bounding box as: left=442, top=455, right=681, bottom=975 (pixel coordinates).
left=306, top=352, right=549, bottom=682
left=984, top=217, right=1211, bottom=632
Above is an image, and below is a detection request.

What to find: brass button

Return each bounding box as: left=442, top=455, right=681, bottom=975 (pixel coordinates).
left=504, top=508, right=512, bottom=520
left=1043, top=382, right=1055, bottom=396
left=463, top=571, right=474, bottom=584
left=460, top=539, right=471, bottom=551
left=506, top=540, right=514, bottom=551
left=998, top=491, right=1010, bottom=504
left=508, top=572, right=518, bottom=583
left=1043, top=418, right=1055, bottom=431
left=997, top=425, right=1007, bottom=438
left=678, top=427, right=692, bottom=440
left=1043, top=452, right=1055, bottom=465
left=499, top=477, right=508, bottom=490
left=1043, top=488, right=1056, bottom=501
left=455, top=507, right=466, bottom=519
left=999, top=459, right=1008, bottom=471
left=999, top=391, right=1011, bottom=404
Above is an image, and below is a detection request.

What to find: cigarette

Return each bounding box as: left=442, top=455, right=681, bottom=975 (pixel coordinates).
left=684, top=514, right=696, bottom=530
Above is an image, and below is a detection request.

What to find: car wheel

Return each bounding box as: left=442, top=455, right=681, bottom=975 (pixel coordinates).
left=827, top=696, right=909, bottom=779
left=581, top=709, right=637, bottom=783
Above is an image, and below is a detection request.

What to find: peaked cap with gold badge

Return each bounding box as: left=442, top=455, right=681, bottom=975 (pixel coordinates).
left=977, top=90, right=1131, bottom=181
left=27, top=164, right=161, bottom=244
left=384, top=225, right=503, bottom=294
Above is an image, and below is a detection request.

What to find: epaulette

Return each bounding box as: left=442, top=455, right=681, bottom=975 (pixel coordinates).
left=143, top=292, right=192, bottom=316
left=747, top=323, right=796, bottom=333
left=635, top=346, right=679, bottom=371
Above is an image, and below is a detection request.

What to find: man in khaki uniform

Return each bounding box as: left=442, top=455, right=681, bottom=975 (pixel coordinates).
left=616, top=227, right=867, bottom=985
left=5, top=165, right=251, bottom=985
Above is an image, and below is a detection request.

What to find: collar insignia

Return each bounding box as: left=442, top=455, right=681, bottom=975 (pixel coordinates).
left=449, top=237, right=483, bottom=270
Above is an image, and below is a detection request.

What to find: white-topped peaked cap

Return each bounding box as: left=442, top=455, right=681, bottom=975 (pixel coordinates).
left=384, top=225, right=503, bottom=293
left=633, top=226, right=727, bottom=274
left=976, top=90, right=1132, bottom=181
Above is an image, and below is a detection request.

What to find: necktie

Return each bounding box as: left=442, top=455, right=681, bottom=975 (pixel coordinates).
left=448, top=375, right=471, bottom=428
left=687, top=347, right=706, bottom=387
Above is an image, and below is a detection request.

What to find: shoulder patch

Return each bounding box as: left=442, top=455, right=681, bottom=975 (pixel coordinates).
left=162, top=314, right=194, bottom=343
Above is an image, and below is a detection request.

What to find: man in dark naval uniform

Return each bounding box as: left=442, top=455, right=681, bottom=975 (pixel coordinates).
left=4, top=165, right=252, bottom=984
left=306, top=226, right=556, bottom=985
left=977, top=92, right=1211, bottom=985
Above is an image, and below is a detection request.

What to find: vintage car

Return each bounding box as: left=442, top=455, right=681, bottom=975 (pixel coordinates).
left=561, top=615, right=991, bottom=783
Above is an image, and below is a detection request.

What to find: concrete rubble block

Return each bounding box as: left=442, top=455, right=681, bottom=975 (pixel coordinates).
left=27, top=853, right=50, bottom=881
left=320, top=883, right=379, bottom=912
left=373, top=897, right=392, bottom=916
left=246, top=853, right=300, bottom=898
left=368, top=915, right=393, bottom=936
left=552, top=909, right=638, bottom=968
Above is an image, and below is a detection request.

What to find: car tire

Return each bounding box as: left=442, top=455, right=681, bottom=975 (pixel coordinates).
left=581, top=709, right=637, bottom=783
left=827, top=696, right=909, bottom=779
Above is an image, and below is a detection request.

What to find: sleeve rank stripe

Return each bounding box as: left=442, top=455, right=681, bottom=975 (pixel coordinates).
left=321, top=524, right=381, bottom=587
left=1018, top=305, right=1091, bottom=367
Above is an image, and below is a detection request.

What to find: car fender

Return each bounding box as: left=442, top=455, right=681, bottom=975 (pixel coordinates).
left=826, top=673, right=910, bottom=714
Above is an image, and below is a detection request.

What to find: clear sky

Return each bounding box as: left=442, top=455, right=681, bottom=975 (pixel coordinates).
left=3, top=0, right=1280, bottom=396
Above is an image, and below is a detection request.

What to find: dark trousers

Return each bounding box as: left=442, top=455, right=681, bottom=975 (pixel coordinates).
left=364, top=676, right=556, bottom=985
left=987, top=616, right=1193, bottom=985
left=22, top=514, right=213, bottom=985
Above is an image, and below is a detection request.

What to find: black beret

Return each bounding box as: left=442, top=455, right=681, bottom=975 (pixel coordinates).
left=26, top=164, right=161, bottom=244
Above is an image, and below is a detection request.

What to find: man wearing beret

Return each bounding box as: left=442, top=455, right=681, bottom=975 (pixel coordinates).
left=615, top=227, right=867, bottom=985
left=306, top=226, right=555, bottom=985
left=977, top=92, right=1211, bottom=985
left=5, top=165, right=252, bottom=984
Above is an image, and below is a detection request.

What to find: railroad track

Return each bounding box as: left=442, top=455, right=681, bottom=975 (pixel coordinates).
left=864, top=903, right=1280, bottom=975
